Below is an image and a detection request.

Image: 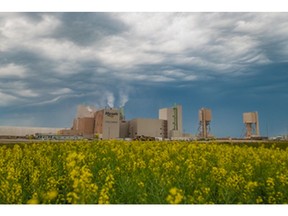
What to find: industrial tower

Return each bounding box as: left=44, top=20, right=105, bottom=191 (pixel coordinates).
left=198, top=108, right=212, bottom=139
left=243, top=112, right=260, bottom=139
left=159, top=104, right=183, bottom=139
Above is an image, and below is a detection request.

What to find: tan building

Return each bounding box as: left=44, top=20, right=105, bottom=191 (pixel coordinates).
left=120, top=121, right=130, bottom=138
left=60, top=105, right=98, bottom=138
left=128, top=118, right=167, bottom=139
left=76, top=105, right=97, bottom=118
left=159, top=104, right=183, bottom=138
left=95, top=108, right=120, bottom=139
left=72, top=117, right=95, bottom=138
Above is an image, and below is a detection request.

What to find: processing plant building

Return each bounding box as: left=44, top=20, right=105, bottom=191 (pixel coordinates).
left=0, top=103, right=265, bottom=140
left=127, top=118, right=167, bottom=139
left=94, top=108, right=120, bottom=139
left=59, top=104, right=183, bottom=140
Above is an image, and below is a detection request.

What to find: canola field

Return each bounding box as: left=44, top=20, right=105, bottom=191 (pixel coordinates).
left=0, top=140, right=288, bottom=204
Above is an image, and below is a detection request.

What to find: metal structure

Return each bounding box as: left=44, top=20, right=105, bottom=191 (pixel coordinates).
left=243, top=112, right=260, bottom=139
left=198, top=108, right=212, bottom=139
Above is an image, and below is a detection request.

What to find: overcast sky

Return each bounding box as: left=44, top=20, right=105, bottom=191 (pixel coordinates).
left=0, top=12, right=288, bottom=137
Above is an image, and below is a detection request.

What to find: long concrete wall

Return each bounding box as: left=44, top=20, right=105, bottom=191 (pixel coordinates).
left=0, top=126, right=65, bottom=136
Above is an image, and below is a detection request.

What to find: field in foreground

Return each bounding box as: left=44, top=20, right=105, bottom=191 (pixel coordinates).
left=1, top=140, right=288, bottom=204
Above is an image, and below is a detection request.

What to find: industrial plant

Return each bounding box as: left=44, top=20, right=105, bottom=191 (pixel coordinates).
left=0, top=103, right=274, bottom=141
left=57, top=104, right=185, bottom=140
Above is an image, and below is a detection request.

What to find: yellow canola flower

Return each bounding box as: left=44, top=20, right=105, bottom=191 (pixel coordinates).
left=170, top=188, right=177, bottom=196
left=256, top=196, right=263, bottom=204
left=67, top=192, right=80, bottom=204
left=166, top=187, right=184, bottom=204
left=266, top=177, right=275, bottom=188
left=138, top=181, right=145, bottom=188
left=2, top=140, right=288, bottom=204
left=244, top=181, right=258, bottom=194
left=27, top=198, right=39, bottom=204
left=46, top=190, right=58, bottom=200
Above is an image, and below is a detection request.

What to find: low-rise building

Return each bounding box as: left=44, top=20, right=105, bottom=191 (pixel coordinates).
left=128, top=118, right=167, bottom=139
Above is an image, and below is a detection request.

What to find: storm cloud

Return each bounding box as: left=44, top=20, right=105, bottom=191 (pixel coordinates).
left=0, top=12, right=288, bottom=137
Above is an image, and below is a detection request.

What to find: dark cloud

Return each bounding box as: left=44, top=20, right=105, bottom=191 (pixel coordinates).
left=53, top=13, right=128, bottom=46
left=0, top=12, right=288, bottom=137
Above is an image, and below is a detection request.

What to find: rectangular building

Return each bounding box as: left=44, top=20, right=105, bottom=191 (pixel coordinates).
left=128, top=118, right=167, bottom=139
left=73, top=117, right=95, bottom=138
left=159, top=104, right=183, bottom=138
left=76, top=105, right=97, bottom=118
left=120, top=121, right=130, bottom=138
left=95, top=108, right=120, bottom=139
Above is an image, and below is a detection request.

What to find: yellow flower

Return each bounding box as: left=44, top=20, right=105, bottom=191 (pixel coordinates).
left=46, top=190, right=58, bottom=200
left=27, top=198, right=39, bottom=204
left=256, top=196, right=263, bottom=204
left=169, top=188, right=177, bottom=196
left=266, top=177, right=275, bottom=188
left=166, top=187, right=184, bottom=204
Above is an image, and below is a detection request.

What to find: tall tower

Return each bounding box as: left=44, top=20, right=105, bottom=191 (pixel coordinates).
left=243, top=112, right=260, bottom=139
left=159, top=104, right=183, bottom=139
left=198, top=108, right=212, bottom=139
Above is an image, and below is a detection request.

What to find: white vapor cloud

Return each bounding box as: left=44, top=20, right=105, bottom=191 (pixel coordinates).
left=105, top=91, right=115, bottom=108
left=119, top=88, right=129, bottom=107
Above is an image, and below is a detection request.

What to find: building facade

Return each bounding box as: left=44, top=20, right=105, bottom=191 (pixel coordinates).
left=76, top=105, right=97, bottom=118
left=0, top=104, right=185, bottom=140
left=128, top=118, right=167, bottom=139
left=159, top=104, right=183, bottom=138
left=72, top=117, right=95, bottom=138
left=95, top=108, right=120, bottom=139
